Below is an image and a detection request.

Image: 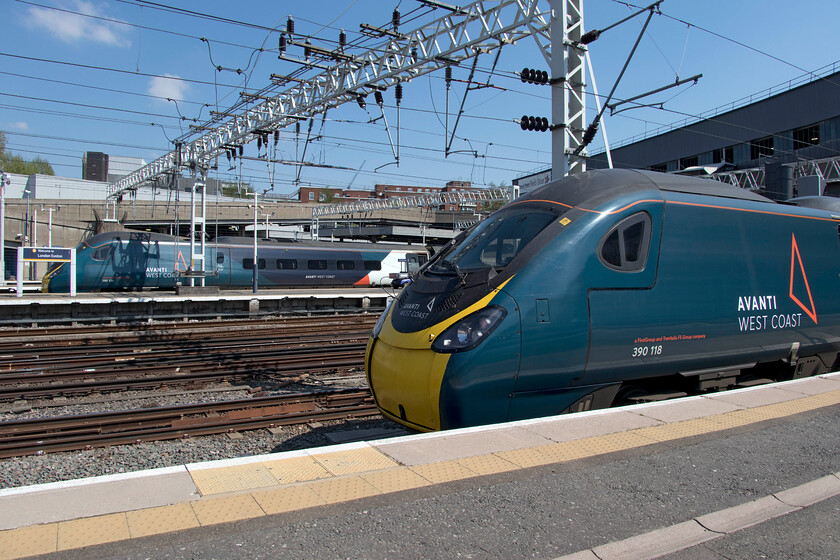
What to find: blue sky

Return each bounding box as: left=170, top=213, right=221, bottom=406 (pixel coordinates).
left=3, top=0, right=840, bottom=196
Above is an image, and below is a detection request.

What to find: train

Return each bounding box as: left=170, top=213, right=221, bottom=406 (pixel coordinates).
left=42, top=231, right=428, bottom=292
left=366, top=168, right=840, bottom=431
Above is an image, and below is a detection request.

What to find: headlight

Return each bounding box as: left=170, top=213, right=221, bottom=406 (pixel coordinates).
left=372, top=297, right=395, bottom=338
left=431, top=306, right=507, bottom=353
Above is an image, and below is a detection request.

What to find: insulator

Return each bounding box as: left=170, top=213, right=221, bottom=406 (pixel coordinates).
left=520, top=115, right=528, bottom=131
left=304, top=38, right=311, bottom=60
left=257, top=137, right=262, bottom=150
left=539, top=117, right=549, bottom=132
left=580, top=29, right=600, bottom=45
left=356, top=95, right=367, bottom=109
left=395, top=83, right=403, bottom=104
left=296, top=122, right=301, bottom=134
left=411, top=46, right=418, bottom=63
left=238, top=145, right=244, bottom=157
left=392, top=8, right=400, bottom=32
left=226, top=150, right=231, bottom=162
left=339, top=30, right=346, bottom=49
left=540, top=70, right=549, bottom=84
left=582, top=121, right=599, bottom=144
left=286, top=16, right=294, bottom=36
left=445, top=66, right=452, bottom=85
left=278, top=34, right=286, bottom=55
left=374, top=91, right=384, bottom=106
left=274, top=130, right=280, bottom=146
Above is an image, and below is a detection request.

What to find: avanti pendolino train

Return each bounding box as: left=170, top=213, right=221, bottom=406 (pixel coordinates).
left=366, top=169, right=840, bottom=431
left=42, top=231, right=427, bottom=292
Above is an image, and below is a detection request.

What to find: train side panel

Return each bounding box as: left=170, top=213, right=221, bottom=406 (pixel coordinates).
left=502, top=195, right=665, bottom=419
left=584, top=195, right=840, bottom=387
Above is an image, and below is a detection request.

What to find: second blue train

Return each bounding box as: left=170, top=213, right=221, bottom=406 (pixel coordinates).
left=42, top=232, right=428, bottom=292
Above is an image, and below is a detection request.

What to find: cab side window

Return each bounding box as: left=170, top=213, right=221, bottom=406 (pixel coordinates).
left=599, top=212, right=651, bottom=272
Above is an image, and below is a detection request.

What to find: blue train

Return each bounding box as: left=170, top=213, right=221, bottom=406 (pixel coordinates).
left=366, top=169, right=840, bottom=431
left=42, top=231, right=428, bottom=292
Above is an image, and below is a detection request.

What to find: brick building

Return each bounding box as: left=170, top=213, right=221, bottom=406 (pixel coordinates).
left=296, top=180, right=482, bottom=210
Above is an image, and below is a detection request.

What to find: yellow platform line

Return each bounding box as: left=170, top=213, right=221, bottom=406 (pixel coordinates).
left=1, top=387, right=839, bottom=559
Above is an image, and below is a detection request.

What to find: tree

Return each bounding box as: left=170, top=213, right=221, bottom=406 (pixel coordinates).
left=317, top=189, right=338, bottom=203
left=0, top=131, right=55, bottom=175
left=220, top=182, right=253, bottom=198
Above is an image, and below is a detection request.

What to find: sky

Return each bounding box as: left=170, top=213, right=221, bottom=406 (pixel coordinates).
left=3, top=0, right=840, bottom=198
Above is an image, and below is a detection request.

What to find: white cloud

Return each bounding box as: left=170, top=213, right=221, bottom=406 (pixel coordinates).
left=26, top=1, right=130, bottom=47
left=9, top=122, right=29, bottom=131
left=147, top=75, right=189, bottom=101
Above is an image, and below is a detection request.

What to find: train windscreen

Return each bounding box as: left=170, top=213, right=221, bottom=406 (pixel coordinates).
left=431, top=208, right=557, bottom=272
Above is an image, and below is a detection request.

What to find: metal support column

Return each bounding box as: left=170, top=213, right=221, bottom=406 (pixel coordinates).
left=189, top=178, right=207, bottom=287
left=551, top=0, right=587, bottom=179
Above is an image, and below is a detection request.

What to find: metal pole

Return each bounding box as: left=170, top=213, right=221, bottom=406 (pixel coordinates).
left=47, top=208, right=53, bottom=247
left=0, top=171, right=7, bottom=286
left=248, top=192, right=259, bottom=294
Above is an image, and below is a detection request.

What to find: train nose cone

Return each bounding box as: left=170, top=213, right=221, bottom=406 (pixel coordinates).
left=367, top=328, right=450, bottom=432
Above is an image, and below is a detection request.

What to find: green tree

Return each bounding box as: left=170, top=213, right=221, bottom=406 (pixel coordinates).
left=221, top=182, right=253, bottom=198
left=317, top=189, right=338, bottom=203
left=0, top=131, right=55, bottom=175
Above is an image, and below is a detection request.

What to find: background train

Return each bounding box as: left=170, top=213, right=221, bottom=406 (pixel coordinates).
left=42, top=231, right=428, bottom=292
left=366, top=169, right=840, bottom=431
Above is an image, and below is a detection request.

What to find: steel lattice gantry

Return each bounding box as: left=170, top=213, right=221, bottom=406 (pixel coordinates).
left=310, top=187, right=511, bottom=238
left=107, top=0, right=559, bottom=201
left=713, top=155, right=840, bottom=192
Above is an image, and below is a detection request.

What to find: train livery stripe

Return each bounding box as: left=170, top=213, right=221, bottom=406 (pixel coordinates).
left=511, top=197, right=840, bottom=223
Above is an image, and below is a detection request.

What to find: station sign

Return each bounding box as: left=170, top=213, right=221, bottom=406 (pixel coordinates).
left=22, top=247, right=73, bottom=262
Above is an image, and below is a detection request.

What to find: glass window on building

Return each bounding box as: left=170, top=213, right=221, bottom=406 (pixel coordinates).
left=793, top=124, right=820, bottom=150
left=679, top=156, right=698, bottom=170
left=750, top=136, right=774, bottom=159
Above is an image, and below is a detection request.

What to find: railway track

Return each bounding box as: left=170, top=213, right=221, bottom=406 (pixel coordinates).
left=0, top=388, right=378, bottom=458
left=0, top=315, right=377, bottom=400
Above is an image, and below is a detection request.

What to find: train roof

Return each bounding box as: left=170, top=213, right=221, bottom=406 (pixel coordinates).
left=81, top=231, right=426, bottom=252
left=519, top=169, right=773, bottom=209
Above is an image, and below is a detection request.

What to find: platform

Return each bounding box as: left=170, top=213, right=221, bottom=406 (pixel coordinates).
left=0, top=288, right=391, bottom=326
left=1, top=374, right=839, bottom=559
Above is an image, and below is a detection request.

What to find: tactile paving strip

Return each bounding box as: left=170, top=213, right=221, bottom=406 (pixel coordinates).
left=263, top=456, right=333, bottom=484
left=455, top=453, right=520, bottom=476
left=410, top=460, right=477, bottom=483
left=361, top=467, right=432, bottom=493
left=57, top=512, right=129, bottom=551
left=126, top=503, right=200, bottom=538
left=190, top=494, right=265, bottom=525
left=189, top=463, right=280, bottom=496
left=251, top=485, right=326, bottom=515
left=306, top=475, right=381, bottom=505
left=311, top=446, right=399, bottom=476
left=0, top=523, right=57, bottom=560
left=633, top=418, right=722, bottom=443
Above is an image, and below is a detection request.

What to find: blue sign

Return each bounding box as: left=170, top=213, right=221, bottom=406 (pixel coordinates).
left=22, top=247, right=73, bottom=262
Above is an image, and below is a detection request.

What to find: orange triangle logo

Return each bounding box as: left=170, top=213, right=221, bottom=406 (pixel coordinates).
left=174, top=250, right=189, bottom=272
left=789, top=233, right=817, bottom=324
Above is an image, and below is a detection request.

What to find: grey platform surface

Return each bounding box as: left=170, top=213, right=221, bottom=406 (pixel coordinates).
left=23, top=386, right=840, bottom=559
